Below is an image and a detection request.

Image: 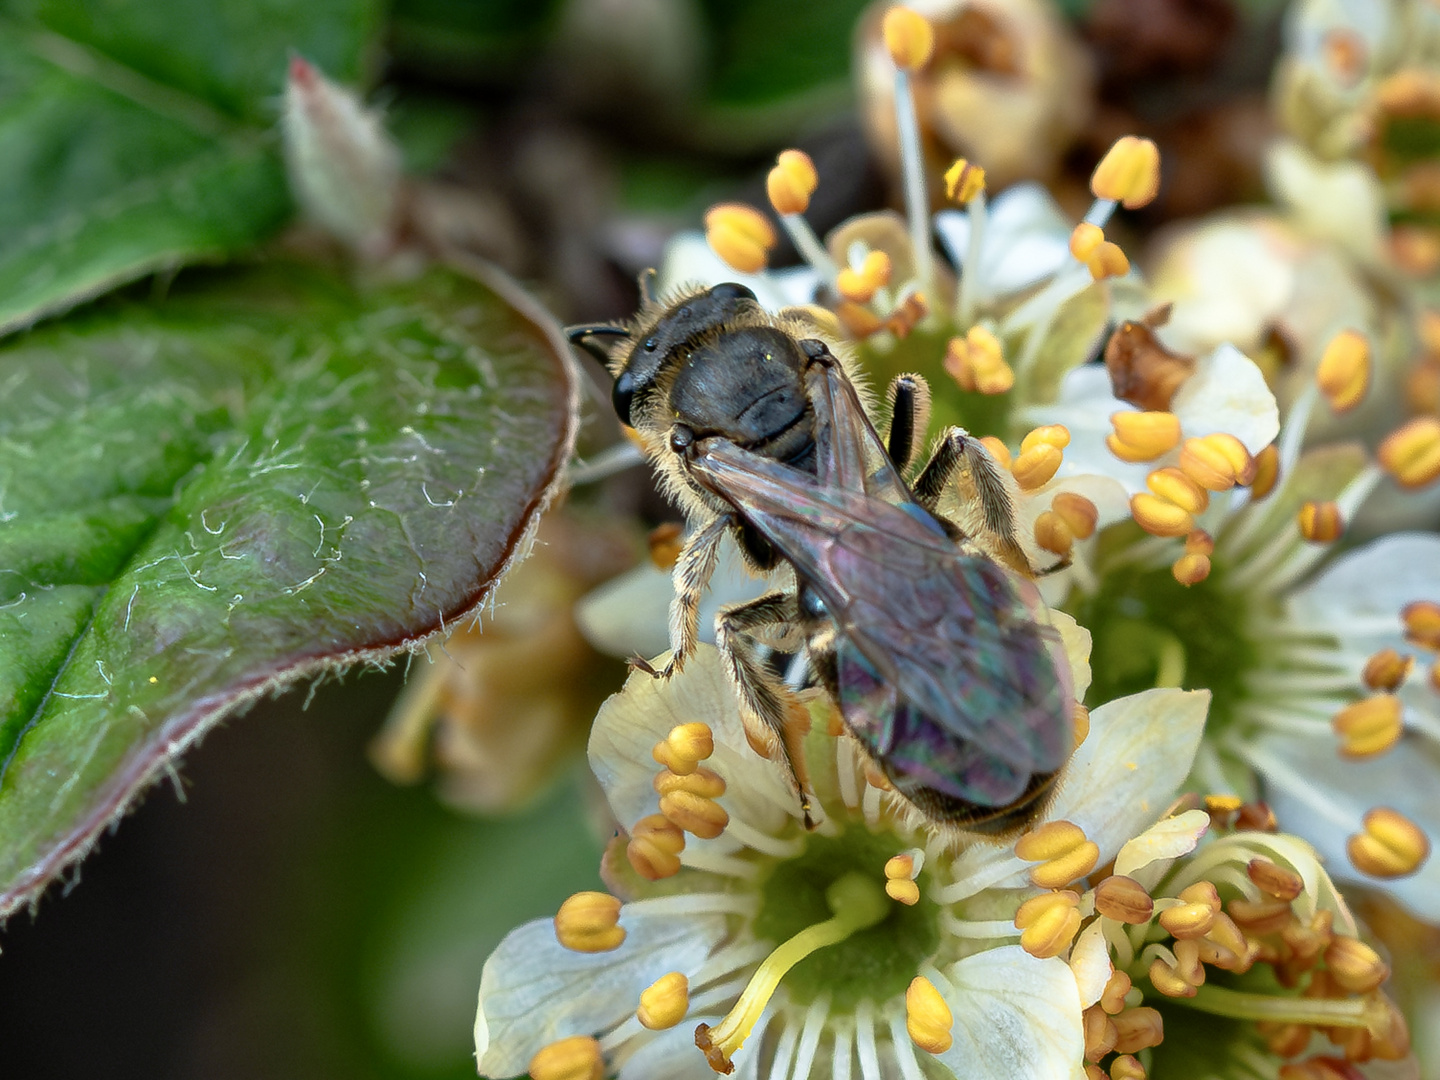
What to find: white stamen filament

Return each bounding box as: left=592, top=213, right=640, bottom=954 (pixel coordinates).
left=1083, top=198, right=1119, bottom=229
left=768, top=1018, right=800, bottom=1080
left=832, top=1019, right=853, bottom=1080
left=940, top=912, right=1022, bottom=939
left=887, top=1005, right=928, bottom=1080
left=780, top=214, right=839, bottom=285
left=938, top=853, right=1030, bottom=903
left=954, top=189, right=987, bottom=330
left=862, top=782, right=883, bottom=826
left=1225, top=384, right=1318, bottom=552
left=682, top=846, right=763, bottom=879
left=722, top=817, right=808, bottom=858
left=855, top=998, right=882, bottom=1080
left=836, top=739, right=861, bottom=810
left=892, top=70, right=933, bottom=293
left=1264, top=464, right=1383, bottom=592
left=793, top=994, right=832, bottom=1080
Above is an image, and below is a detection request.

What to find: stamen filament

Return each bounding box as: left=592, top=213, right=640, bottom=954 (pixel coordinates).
left=1166, top=984, right=1381, bottom=1029
left=568, top=441, right=646, bottom=484
left=893, top=70, right=934, bottom=293
left=780, top=213, right=840, bottom=284
left=955, top=189, right=987, bottom=331
left=940, top=912, right=1023, bottom=939
left=696, top=873, right=890, bottom=1070
left=1084, top=198, right=1119, bottom=229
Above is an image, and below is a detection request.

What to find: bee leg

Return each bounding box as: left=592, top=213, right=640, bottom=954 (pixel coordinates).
left=884, top=374, right=931, bottom=473
left=639, top=511, right=734, bottom=680
left=715, top=592, right=818, bottom=826
left=913, top=427, right=1028, bottom=566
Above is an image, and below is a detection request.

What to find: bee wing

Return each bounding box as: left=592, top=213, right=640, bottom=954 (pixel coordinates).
left=688, top=439, right=1072, bottom=777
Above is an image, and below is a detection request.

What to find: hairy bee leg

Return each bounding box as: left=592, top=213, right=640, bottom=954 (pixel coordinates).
left=714, top=592, right=817, bottom=824
left=884, top=374, right=931, bottom=473
left=644, top=511, right=733, bottom=680
left=913, top=427, right=1027, bottom=557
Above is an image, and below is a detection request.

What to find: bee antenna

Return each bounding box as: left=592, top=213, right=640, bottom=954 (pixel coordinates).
left=565, top=323, right=630, bottom=367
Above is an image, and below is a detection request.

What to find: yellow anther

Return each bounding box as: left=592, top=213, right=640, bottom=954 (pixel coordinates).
left=1317, top=330, right=1371, bottom=413
left=1235, top=801, right=1277, bottom=832
left=1261, top=1023, right=1312, bottom=1058
left=835, top=300, right=884, bottom=339
left=1378, top=416, right=1440, bottom=488
left=1348, top=807, right=1431, bottom=878
left=1297, top=501, right=1344, bottom=543
left=660, top=790, right=729, bottom=839
left=1021, top=425, right=1071, bottom=454
left=767, top=150, right=818, bottom=216
left=1015, top=890, right=1083, bottom=958
left=1083, top=1004, right=1118, bottom=1062
left=637, top=972, right=690, bottom=1030
left=905, top=976, right=954, bottom=1054
left=883, top=6, right=935, bottom=70
left=1188, top=528, right=1220, bottom=553
left=1073, top=703, right=1091, bottom=748
left=647, top=522, right=684, bottom=570
left=1362, top=648, right=1413, bottom=691
left=944, top=158, right=986, bottom=204
left=1017, top=820, right=1100, bottom=887
left=1111, top=1054, right=1147, bottom=1080
left=704, top=203, right=775, bottom=274
left=1093, top=874, right=1155, bottom=924
left=1087, top=241, right=1130, bottom=282
left=554, top=892, right=626, bottom=953
left=528, top=1035, right=604, bottom=1080
left=885, top=853, right=916, bottom=880
left=1247, top=858, right=1303, bottom=901
left=836, top=250, right=892, bottom=303
left=1150, top=954, right=1198, bottom=998
left=1323, top=936, right=1389, bottom=993
left=1403, top=600, right=1440, bottom=650
left=1130, top=493, right=1193, bottom=537
left=1432, top=658, right=1440, bottom=693
left=1070, top=222, right=1104, bottom=261
left=627, top=834, right=682, bottom=881
left=886, top=878, right=921, bottom=905
left=945, top=325, right=1014, bottom=395
left=979, top=435, right=1012, bottom=469
left=1205, top=793, right=1242, bottom=814
left=1282, top=909, right=1333, bottom=964
left=1111, top=1007, right=1164, bottom=1054
left=1333, top=694, right=1404, bottom=758
left=1086, top=1066, right=1108, bottom=1080
left=1052, top=492, right=1099, bottom=539
left=1147, top=467, right=1209, bottom=514
left=633, top=813, right=687, bottom=853
left=1172, top=552, right=1211, bottom=586
left=1178, top=434, right=1253, bottom=491
left=653, top=722, right=715, bottom=775
left=1227, top=896, right=1293, bottom=935
left=1100, top=970, right=1133, bottom=1015
left=1034, top=511, right=1074, bottom=557
left=1179, top=880, right=1221, bottom=913
left=864, top=764, right=894, bottom=791
left=1250, top=443, right=1280, bottom=499
left=654, top=766, right=727, bottom=799
left=1012, top=444, right=1064, bottom=492
left=1158, top=901, right=1217, bottom=940
left=1107, top=411, right=1181, bottom=462
left=1091, top=136, right=1162, bottom=209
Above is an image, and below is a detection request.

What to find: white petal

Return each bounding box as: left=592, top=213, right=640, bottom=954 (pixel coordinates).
left=1048, top=610, right=1092, bottom=704
left=657, top=232, right=804, bottom=313
left=1170, top=343, right=1280, bottom=455
left=934, top=183, right=1071, bottom=302
left=618, top=1013, right=730, bottom=1080
left=1288, top=532, right=1440, bottom=647
left=1042, top=688, right=1211, bottom=863
left=932, top=947, right=1084, bottom=1080
left=1068, top=919, right=1113, bottom=1010
left=588, top=643, right=797, bottom=835
left=1266, top=141, right=1386, bottom=262
left=1112, top=808, right=1212, bottom=890
left=1253, top=730, right=1440, bottom=922
left=1023, top=366, right=1150, bottom=494
left=475, top=908, right=730, bottom=1077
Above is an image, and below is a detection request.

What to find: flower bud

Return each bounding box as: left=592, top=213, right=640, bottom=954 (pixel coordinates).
left=1378, top=417, right=1440, bottom=488
left=1091, top=136, right=1162, bottom=209
left=905, top=976, right=954, bottom=1053
left=705, top=203, right=775, bottom=273
left=767, top=150, right=818, bottom=216
left=529, top=1035, right=604, bottom=1080
left=1316, top=330, right=1370, bottom=413
left=555, top=891, right=626, bottom=952
left=883, top=6, right=935, bottom=70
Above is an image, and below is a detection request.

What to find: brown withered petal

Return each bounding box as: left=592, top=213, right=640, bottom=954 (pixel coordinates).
left=1105, top=320, right=1198, bottom=411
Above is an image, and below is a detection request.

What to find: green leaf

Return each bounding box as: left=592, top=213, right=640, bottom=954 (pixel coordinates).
left=0, top=0, right=382, bottom=336
left=0, top=258, right=577, bottom=917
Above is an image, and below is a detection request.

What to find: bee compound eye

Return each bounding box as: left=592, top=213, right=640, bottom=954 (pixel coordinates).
left=710, top=282, right=756, bottom=303
left=612, top=371, right=636, bottom=425
left=669, top=425, right=695, bottom=454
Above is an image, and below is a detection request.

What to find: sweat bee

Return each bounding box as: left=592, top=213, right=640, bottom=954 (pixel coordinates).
left=567, top=279, right=1075, bottom=832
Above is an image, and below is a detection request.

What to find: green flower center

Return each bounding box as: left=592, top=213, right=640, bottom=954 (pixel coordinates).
left=1069, top=546, right=1256, bottom=732
left=859, top=324, right=1014, bottom=441
left=752, top=829, right=939, bottom=1012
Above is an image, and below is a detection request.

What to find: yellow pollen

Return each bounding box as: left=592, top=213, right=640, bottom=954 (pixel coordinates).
left=1087, top=241, right=1130, bottom=282
left=653, top=722, right=715, bottom=775
left=1093, top=874, right=1155, bottom=924
left=648, top=523, right=684, bottom=570
left=1016, top=820, right=1100, bottom=887
left=704, top=203, right=775, bottom=274
left=1348, top=807, right=1431, bottom=878
left=1378, top=416, right=1440, bottom=488
left=1073, top=703, right=1091, bottom=748
left=1012, top=444, right=1063, bottom=491
left=638, top=972, right=690, bottom=1030
left=1179, top=434, right=1253, bottom=491
left=1083, top=1004, right=1118, bottom=1061
left=660, top=790, right=729, bottom=839
left=1130, top=493, right=1193, bottom=538
left=1111, top=1007, right=1164, bottom=1053
left=1324, top=936, right=1389, bottom=994
left=1034, top=510, right=1074, bottom=557
left=1015, top=890, right=1083, bottom=958
left=1172, top=552, right=1211, bottom=586
left=1247, top=858, right=1303, bottom=901
left=1362, top=648, right=1413, bottom=691
left=528, top=1035, right=604, bottom=1080
left=1091, top=136, right=1162, bottom=209
left=1110, top=1054, right=1147, bottom=1080
left=1053, top=492, right=1099, bottom=539
left=766, top=150, right=818, bottom=217
left=1205, top=793, right=1242, bottom=814
left=1297, top=500, right=1344, bottom=543
left=886, top=878, right=921, bottom=905
left=554, top=891, right=626, bottom=952
left=979, top=435, right=1012, bottom=469
left=1403, top=600, right=1440, bottom=650
left=1108, top=411, right=1181, bottom=462
left=905, top=976, right=954, bottom=1054
left=655, top=766, right=727, bottom=799
left=1158, top=901, right=1216, bottom=940
left=1070, top=222, right=1104, bottom=261
left=945, top=326, right=1014, bottom=395
left=694, top=873, right=891, bottom=1074
left=944, top=158, right=986, bottom=204
left=1147, top=467, right=1208, bottom=514
left=883, top=6, right=935, bottom=70
left=1250, top=444, right=1280, bottom=499
left=1316, top=330, right=1371, bottom=413
left=1332, top=694, right=1404, bottom=758
left=837, top=250, right=892, bottom=303
left=1101, top=970, right=1133, bottom=1015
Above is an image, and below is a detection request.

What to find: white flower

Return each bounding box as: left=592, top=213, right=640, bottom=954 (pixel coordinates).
left=474, top=635, right=1211, bottom=1080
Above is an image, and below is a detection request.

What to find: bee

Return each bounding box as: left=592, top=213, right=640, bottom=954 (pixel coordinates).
left=567, top=279, right=1074, bottom=831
